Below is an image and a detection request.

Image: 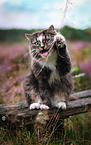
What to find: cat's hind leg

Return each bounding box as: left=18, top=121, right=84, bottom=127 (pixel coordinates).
left=55, top=101, right=66, bottom=109
left=51, top=94, right=67, bottom=110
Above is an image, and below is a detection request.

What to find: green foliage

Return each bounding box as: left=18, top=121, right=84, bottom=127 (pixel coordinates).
left=71, top=66, right=79, bottom=73
left=86, top=27, right=91, bottom=35
left=0, top=26, right=91, bottom=42
left=82, top=47, right=90, bottom=55
left=72, top=66, right=91, bottom=91
left=0, top=29, right=40, bottom=42
left=73, top=74, right=91, bottom=91
left=60, top=26, right=91, bottom=41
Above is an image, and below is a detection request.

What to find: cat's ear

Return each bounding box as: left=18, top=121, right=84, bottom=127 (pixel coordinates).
left=49, top=25, right=54, bottom=31
left=25, top=34, right=32, bottom=40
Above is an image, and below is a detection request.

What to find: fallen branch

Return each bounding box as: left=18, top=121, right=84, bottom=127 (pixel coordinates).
left=0, top=89, right=91, bottom=128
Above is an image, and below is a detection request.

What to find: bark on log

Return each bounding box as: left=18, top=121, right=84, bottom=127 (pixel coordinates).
left=0, top=89, right=91, bottom=128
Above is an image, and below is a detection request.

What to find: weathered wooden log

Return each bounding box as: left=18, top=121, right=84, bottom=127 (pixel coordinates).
left=0, top=89, right=91, bottom=128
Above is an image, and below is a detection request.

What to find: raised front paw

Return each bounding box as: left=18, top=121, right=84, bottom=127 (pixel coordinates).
left=56, top=102, right=66, bottom=109
left=29, top=103, right=40, bottom=110
left=54, top=33, right=65, bottom=43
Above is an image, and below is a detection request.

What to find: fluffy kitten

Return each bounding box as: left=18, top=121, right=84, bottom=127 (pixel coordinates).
left=24, top=25, right=73, bottom=110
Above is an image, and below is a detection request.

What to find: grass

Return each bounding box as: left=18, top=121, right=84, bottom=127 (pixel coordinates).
left=0, top=113, right=91, bottom=145
left=63, top=113, right=91, bottom=145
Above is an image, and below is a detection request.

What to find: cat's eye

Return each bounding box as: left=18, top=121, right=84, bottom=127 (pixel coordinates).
left=35, top=41, right=39, bottom=45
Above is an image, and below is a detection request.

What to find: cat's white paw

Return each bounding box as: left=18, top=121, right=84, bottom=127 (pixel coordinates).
left=29, top=103, right=40, bottom=110
left=56, top=102, right=66, bottom=109
left=40, top=104, right=49, bottom=110
left=54, top=33, right=65, bottom=42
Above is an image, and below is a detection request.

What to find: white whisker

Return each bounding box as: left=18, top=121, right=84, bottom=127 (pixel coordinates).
left=34, top=53, right=38, bottom=58
left=31, top=49, right=36, bottom=52
left=32, top=51, right=37, bottom=56
left=19, top=52, right=30, bottom=63
left=32, top=51, right=39, bottom=58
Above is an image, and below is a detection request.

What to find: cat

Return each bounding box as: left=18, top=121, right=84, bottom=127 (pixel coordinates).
left=24, top=25, right=73, bottom=110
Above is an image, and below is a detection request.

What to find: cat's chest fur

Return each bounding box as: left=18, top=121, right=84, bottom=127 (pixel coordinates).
left=39, top=51, right=60, bottom=85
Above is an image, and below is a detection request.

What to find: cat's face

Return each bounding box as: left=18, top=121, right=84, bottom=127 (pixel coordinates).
left=25, top=25, right=56, bottom=59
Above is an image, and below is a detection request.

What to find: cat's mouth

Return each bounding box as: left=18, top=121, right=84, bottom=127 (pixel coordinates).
left=42, top=51, right=48, bottom=57
left=40, top=48, right=52, bottom=58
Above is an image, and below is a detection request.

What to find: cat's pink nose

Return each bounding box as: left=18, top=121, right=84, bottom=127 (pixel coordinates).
left=41, top=42, right=44, bottom=47
left=44, top=44, right=47, bottom=49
